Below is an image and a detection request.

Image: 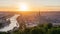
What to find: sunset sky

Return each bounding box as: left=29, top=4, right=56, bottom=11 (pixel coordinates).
left=0, top=0, right=60, bottom=11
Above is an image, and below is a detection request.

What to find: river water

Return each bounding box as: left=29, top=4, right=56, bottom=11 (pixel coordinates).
left=0, top=14, right=20, bottom=32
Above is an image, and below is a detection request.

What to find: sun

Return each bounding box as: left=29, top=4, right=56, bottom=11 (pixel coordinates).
left=18, top=3, right=29, bottom=11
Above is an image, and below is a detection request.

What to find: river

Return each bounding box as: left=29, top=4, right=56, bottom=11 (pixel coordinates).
left=0, top=14, right=20, bottom=32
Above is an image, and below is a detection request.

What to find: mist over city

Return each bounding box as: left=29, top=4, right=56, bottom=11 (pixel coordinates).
left=0, top=0, right=60, bottom=34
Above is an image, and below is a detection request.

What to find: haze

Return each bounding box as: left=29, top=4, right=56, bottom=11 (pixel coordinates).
left=0, top=0, right=60, bottom=11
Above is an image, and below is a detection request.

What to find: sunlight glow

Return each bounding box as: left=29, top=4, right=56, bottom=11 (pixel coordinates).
left=18, top=3, right=29, bottom=11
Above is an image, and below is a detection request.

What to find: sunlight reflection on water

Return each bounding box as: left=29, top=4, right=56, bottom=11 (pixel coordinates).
left=0, top=14, right=20, bottom=32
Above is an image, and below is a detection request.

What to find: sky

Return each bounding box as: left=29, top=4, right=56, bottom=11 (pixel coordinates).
left=0, top=0, right=60, bottom=11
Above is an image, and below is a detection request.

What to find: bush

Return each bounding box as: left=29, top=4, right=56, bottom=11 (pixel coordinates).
left=0, top=23, right=60, bottom=34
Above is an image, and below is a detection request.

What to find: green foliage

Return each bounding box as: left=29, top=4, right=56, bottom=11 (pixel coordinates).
left=0, top=32, right=6, bottom=34
left=1, top=23, right=60, bottom=34
left=30, top=28, right=45, bottom=34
